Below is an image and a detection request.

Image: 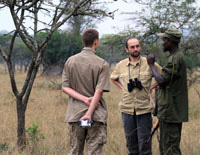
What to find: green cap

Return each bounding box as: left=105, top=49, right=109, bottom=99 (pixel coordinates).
left=157, top=28, right=182, bottom=43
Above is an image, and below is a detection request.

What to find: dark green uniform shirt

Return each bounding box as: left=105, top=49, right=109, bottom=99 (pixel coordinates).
left=157, top=49, right=188, bottom=123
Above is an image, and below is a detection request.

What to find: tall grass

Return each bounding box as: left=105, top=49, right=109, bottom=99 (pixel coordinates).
left=0, top=71, right=199, bottom=155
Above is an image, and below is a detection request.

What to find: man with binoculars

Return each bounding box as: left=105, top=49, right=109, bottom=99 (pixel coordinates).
left=111, top=38, right=161, bottom=155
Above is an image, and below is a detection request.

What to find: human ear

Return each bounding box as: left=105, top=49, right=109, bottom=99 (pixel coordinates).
left=125, top=48, right=129, bottom=54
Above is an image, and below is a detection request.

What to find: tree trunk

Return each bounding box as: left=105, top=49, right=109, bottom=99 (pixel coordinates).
left=16, top=97, right=27, bottom=150
left=13, top=62, right=16, bottom=73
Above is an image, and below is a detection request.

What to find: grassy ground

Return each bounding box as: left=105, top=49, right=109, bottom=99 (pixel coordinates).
left=0, top=69, right=200, bottom=155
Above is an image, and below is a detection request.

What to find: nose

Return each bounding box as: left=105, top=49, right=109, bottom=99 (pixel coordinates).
left=133, top=47, right=139, bottom=51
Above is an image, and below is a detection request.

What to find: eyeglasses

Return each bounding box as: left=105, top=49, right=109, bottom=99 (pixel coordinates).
left=129, top=44, right=140, bottom=49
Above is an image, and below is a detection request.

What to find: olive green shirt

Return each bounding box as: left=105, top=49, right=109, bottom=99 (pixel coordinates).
left=157, top=49, right=188, bottom=123
left=62, top=47, right=110, bottom=124
left=111, top=56, right=161, bottom=115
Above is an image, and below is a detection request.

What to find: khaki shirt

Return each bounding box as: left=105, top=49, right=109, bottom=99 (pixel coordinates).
left=111, top=56, right=161, bottom=115
left=62, top=47, right=110, bottom=124
left=157, top=49, right=188, bottom=123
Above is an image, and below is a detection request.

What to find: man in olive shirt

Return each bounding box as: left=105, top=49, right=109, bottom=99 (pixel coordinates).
left=62, top=29, right=110, bottom=155
left=147, top=28, right=188, bottom=155
left=111, top=38, right=161, bottom=155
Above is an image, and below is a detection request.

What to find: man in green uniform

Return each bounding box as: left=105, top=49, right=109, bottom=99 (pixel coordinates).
left=147, top=28, right=188, bottom=155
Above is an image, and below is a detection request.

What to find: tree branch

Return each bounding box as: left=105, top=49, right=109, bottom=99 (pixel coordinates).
left=20, top=60, right=35, bottom=98
left=23, top=62, right=40, bottom=106
left=23, top=0, right=41, bottom=10
left=10, top=4, right=35, bottom=52
left=7, top=59, right=19, bottom=97
left=52, top=0, right=92, bottom=32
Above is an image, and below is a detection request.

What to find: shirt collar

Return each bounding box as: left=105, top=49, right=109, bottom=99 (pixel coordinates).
left=82, top=47, right=96, bottom=54
left=126, top=57, right=142, bottom=67
left=169, top=48, right=179, bottom=57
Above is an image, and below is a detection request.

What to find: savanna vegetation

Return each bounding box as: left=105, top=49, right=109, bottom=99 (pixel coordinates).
left=0, top=68, right=200, bottom=155
left=1, top=0, right=200, bottom=154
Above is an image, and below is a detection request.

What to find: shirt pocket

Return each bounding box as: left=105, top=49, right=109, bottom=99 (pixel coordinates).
left=139, top=74, right=152, bottom=88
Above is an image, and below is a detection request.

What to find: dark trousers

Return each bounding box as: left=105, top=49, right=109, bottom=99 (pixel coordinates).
left=121, top=112, right=152, bottom=155
left=159, top=120, right=182, bottom=155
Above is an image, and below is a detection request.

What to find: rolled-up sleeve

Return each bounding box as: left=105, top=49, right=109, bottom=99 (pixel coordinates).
left=110, top=63, right=120, bottom=80
left=62, top=60, right=70, bottom=88
left=95, top=61, right=110, bottom=92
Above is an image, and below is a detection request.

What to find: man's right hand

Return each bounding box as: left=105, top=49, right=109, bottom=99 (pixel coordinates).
left=84, top=97, right=100, bottom=108
left=84, top=97, right=93, bottom=106
left=80, top=115, right=91, bottom=121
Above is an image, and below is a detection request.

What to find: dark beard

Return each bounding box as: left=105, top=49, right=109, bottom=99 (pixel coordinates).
left=130, top=53, right=140, bottom=58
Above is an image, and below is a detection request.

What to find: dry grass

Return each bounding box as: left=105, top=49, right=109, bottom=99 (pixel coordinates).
left=0, top=70, right=200, bottom=155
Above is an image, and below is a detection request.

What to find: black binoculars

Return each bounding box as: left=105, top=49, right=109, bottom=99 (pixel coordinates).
left=127, top=78, right=143, bottom=92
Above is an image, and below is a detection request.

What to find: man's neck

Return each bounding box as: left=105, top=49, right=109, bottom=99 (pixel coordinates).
left=169, top=45, right=179, bottom=54
left=91, top=45, right=96, bottom=51
left=85, top=46, right=96, bottom=51
left=129, top=56, right=140, bottom=65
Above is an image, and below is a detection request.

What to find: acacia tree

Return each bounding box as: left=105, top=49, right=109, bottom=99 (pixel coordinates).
left=123, top=0, right=200, bottom=57
left=127, top=0, right=200, bottom=83
left=118, top=0, right=200, bottom=64
left=0, top=0, right=114, bottom=149
left=128, top=0, right=200, bottom=40
left=39, top=30, right=83, bottom=71
left=99, top=30, right=139, bottom=65
left=66, top=0, right=108, bottom=34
